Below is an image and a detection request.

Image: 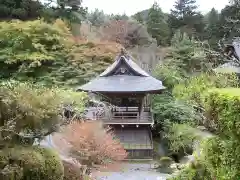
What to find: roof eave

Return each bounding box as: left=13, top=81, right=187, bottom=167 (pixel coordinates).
left=76, top=87, right=166, bottom=94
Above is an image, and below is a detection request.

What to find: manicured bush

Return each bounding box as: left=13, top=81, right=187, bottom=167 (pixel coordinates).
left=203, top=88, right=240, bottom=137
left=200, top=88, right=240, bottom=180
left=0, top=146, right=64, bottom=180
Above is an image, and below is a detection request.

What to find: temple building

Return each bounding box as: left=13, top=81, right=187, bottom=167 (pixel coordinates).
left=77, top=50, right=165, bottom=159
left=214, top=38, right=240, bottom=77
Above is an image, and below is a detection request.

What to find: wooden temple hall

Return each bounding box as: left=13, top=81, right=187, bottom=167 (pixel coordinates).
left=77, top=50, right=165, bottom=159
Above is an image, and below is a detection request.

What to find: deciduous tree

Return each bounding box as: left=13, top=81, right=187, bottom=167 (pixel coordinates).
left=60, top=121, right=127, bottom=175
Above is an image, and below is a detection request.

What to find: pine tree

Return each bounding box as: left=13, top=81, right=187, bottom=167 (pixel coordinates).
left=218, top=0, right=240, bottom=40
left=133, top=12, right=144, bottom=24
left=146, top=2, right=171, bottom=46
left=205, top=8, right=220, bottom=49
left=168, top=0, right=204, bottom=38
left=171, top=0, right=198, bottom=18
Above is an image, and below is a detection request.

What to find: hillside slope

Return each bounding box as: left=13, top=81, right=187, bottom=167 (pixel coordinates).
left=0, top=19, right=123, bottom=87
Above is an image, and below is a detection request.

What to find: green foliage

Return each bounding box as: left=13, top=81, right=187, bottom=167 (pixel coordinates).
left=33, top=146, right=64, bottom=180
left=164, top=123, right=199, bottom=154
left=203, top=88, right=240, bottom=137
left=152, top=94, right=199, bottom=125
left=153, top=63, right=184, bottom=89
left=63, top=161, right=81, bottom=180
left=87, top=9, right=107, bottom=27
left=0, top=19, right=116, bottom=86
left=0, top=19, right=71, bottom=81
left=147, top=2, right=171, bottom=46
left=159, top=156, right=174, bottom=167
left=173, top=72, right=238, bottom=131
left=169, top=0, right=205, bottom=38
left=204, top=8, right=220, bottom=49
left=0, top=0, right=43, bottom=20
left=0, top=80, right=87, bottom=145
left=0, top=146, right=64, bottom=180
left=199, top=88, right=240, bottom=179
left=166, top=32, right=210, bottom=75
left=173, top=72, right=239, bottom=107
left=169, top=161, right=212, bottom=180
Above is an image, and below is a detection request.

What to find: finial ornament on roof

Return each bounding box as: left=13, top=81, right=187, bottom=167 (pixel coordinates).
left=119, top=48, right=130, bottom=60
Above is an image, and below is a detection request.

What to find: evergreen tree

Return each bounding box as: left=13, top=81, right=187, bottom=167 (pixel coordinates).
left=147, top=2, right=171, bottom=46
left=87, top=9, right=106, bottom=27
left=218, top=1, right=240, bottom=40
left=168, top=0, right=204, bottom=39
left=0, top=0, right=43, bottom=20
left=133, top=12, right=144, bottom=24
left=205, top=8, right=220, bottom=49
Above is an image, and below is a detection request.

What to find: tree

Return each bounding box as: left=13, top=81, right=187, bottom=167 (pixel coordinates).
left=87, top=9, right=107, bottom=27
left=146, top=2, right=171, bottom=46
left=133, top=12, right=144, bottom=24
left=218, top=1, right=240, bottom=41
left=42, top=0, right=87, bottom=36
left=0, top=80, right=87, bottom=146
left=0, top=19, right=118, bottom=86
left=100, top=19, right=152, bottom=47
left=169, top=0, right=204, bottom=39
left=59, top=121, right=127, bottom=176
left=204, top=8, right=220, bottom=49
left=0, top=0, right=43, bottom=20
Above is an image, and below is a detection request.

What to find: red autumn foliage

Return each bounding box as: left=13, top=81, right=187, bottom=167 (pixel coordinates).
left=62, top=121, right=127, bottom=167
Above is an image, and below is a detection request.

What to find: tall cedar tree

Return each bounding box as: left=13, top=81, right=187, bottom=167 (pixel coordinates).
left=147, top=2, right=170, bottom=46
left=169, top=0, right=204, bottom=39
left=204, top=8, right=220, bottom=49
left=218, top=0, right=240, bottom=41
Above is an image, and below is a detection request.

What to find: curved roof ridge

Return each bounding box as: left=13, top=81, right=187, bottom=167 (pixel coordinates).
left=99, top=54, right=149, bottom=77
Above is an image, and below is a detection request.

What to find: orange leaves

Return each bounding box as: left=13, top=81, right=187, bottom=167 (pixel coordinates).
left=61, top=121, right=127, bottom=166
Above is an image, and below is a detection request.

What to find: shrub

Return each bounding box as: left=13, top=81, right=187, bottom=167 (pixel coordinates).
left=159, top=156, right=174, bottom=167
left=63, top=161, right=81, bottom=180
left=203, top=88, right=240, bottom=136
left=0, top=146, right=64, bottom=180
left=0, top=20, right=121, bottom=87
left=169, top=161, right=212, bottom=180
left=173, top=72, right=238, bottom=107
left=164, top=123, right=199, bottom=157
left=200, top=88, right=240, bottom=179
left=173, top=73, right=238, bottom=131
left=34, top=147, right=64, bottom=180
left=60, top=121, right=127, bottom=172
left=152, top=94, right=200, bottom=125
left=0, top=81, right=87, bottom=145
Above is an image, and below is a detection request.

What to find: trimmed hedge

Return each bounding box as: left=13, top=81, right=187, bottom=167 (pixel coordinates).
left=200, top=88, right=240, bottom=180
left=170, top=88, right=240, bottom=180
left=0, top=146, right=64, bottom=180
left=203, top=88, right=240, bottom=137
